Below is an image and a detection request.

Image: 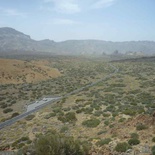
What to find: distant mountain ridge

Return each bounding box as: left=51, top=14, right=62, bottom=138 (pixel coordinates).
left=0, top=27, right=155, bottom=55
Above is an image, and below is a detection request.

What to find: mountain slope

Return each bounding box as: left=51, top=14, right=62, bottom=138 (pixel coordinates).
left=0, top=27, right=155, bottom=55
left=0, top=58, right=61, bottom=84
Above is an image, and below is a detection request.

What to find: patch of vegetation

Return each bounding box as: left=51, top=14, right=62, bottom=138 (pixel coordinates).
left=136, top=124, right=148, bottom=130
left=11, top=112, right=19, bottom=118
left=82, top=118, right=100, bottom=128
left=3, top=108, right=13, bottom=113
left=152, top=146, right=155, bottom=155
left=44, top=113, right=56, bottom=119
left=25, top=114, right=35, bottom=121
left=27, top=130, right=89, bottom=155
left=60, top=126, right=69, bottom=133
left=152, top=137, right=155, bottom=143
left=130, top=133, right=139, bottom=139
left=115, top=142, right=131, bottom=152
left=128, top=138, right=140, bottom=145
left=12, top=136, right=30, bottom=149
left=97, top=130, right=107, bottom=135
left=58, top=112, right=77, bottom=123
left=96, top=138, right=111, bottom=146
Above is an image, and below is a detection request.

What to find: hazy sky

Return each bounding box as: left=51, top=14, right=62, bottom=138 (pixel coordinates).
left=0, top=0, right=155, bottom=41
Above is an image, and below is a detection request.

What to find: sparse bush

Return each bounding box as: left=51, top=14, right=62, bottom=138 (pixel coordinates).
left=11, top=112, right=19, bottom=118
left=93, top=111, right=102, bottom=117
left=63, top=107, right=71, bottom=111
left=128, top=138, right=140, bottom=145
left=25, top=115, right=35, bottom=121
left=27, top=140, right=32, bottom=144
left=18, top=143, right=25, bottom=149
left=20, top=137, right=29, bottom=141
left=115, top=142, right=131, bottom=152
left=82, top=118, right=100, bottom=128
left=152, top=146, right=155, bottom=155
left=96, top=138, right=111, bottom=146
left=130, top=133, right=139, bottom=139
left=3, top=108, right=13, bottom=113
left=60, top=126, right=69, bottom=133
left=76, top=109, right=83, bottom=114
left=53, top=107, right=62, bottom=113
left=104, top=120, right=109, bottom=126
left=12, top=136, right=30, bottom=149
left=97, top=130, right=107, bottom=135
left=33, top=130, right=89, bottom=155
left=1, top=103, right=7, bottom=109
left=83, top=107, right=93, bottom=114
left=11, top=100, right=16, bottom=104
left=58, top=112, right=77, bottom=123
left=152, top=137, right=155, bottom=143
left=119, top=118, right=126, bottom=122
left=136, top=124, right=148, bottom=130
left=122, top=109, right=136, bottom=116
left=102, top=113, right=110, bottom=117
left=44, top=113, right=56, bottom=119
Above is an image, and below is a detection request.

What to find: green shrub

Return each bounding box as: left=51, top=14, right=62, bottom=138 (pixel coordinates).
left=83, top=107, right=93, bottom=114
left=152, top=137, right=155, bottom=143
left=11, top=112, right=19, bottom=118
left=58, top=112, right=77, bottom=123
left=102, top=113, right=110, bottom=117
left=11, top=100, right=16, bottom=104
left=1, top=103, right=7, bottom=109
left=152, top=146, right=155, bottom=155
left=3, top=108, right=13, bottom=113
left=76, top=109, right=83, bottom=114
left=118, top=118, right=126, bottom=122
left=96, top=138, right=111, bottom=146
left=27, top=140, right=32, bottom=144
left=63, top=107, right=71, bottom=111
left=17, top=143, right=25, bottom=149
left=112, top=112, right=118, bottom=117
left=104, top=120, right=109, bottom=126
left=60, top=126, right=69, bottom=133
left=122, top=109, right=136, bottom=116
left=130, top=133, right=139, bottom=139
left=44, top=113, right=56, bottom=119
left=93, top=111, right=102, bottom=117
left=136, top=124, right=148, bottom=130
left=115, top=142, right=131, bottom=152
left=97, top=130, right=107, bottom=135
left=53, top=107, right=62, bottom=113
left=20, top=137, right=29, bottom=141
left=25, top=115, right=35, bottom=121
left=109, top=124, right=114, bottom=128
left=12, top=136, right=30, bottom=149
left=128, top=138, right=140, bottom=145
left=82, top=118, right=100, bottom=128
left=33, top=130, right=89, bottom=155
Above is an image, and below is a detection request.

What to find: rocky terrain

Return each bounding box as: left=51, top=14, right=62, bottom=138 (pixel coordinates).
left=0, top=56, right=155, bottom=155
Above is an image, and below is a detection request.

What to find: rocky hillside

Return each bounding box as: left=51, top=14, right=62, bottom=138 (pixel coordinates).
left=0, top=27, right=155, bottom=55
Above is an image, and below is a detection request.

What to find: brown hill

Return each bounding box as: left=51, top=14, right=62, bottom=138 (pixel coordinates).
left=0, top=58, right=61, bottom=84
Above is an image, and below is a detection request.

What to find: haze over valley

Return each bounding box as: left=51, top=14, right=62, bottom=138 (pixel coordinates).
left=0, top=0, right=155, bottom=155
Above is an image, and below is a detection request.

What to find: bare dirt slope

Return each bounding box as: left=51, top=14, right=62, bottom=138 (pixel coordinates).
left=0, top=58, right=61, bottom=84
